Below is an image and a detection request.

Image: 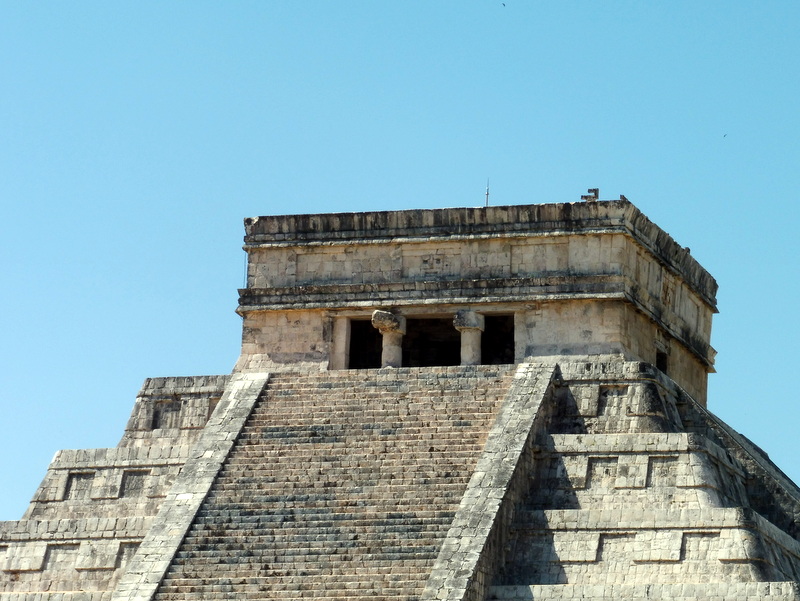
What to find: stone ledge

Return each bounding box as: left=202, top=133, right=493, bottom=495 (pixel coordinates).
left=487, top=582, right=800, bottom=600
left=238, top=280, right=714, bottom=368
left=237, top=274, right=627, bottom=309
left=543, top=432, right=745, bottom=478
left=137, top=375, right=230, bottom=397
left=524, top=507, right=755, bottom=530
left=0, top=517, right=153, bottom=541
left=50, top=447, right=191, bottom=469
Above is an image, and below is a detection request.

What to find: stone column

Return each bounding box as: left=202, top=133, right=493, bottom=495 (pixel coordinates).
left=329, top=317, right=350, bottom=370
left=454, top=310, right=485, bottom=366
left=371, top=310, right=406, bottom=368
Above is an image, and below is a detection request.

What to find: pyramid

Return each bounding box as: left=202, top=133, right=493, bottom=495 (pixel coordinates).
left=2, top=198, right=799, bottom=601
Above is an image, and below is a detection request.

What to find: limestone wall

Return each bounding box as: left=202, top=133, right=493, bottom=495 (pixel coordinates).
left=234, top=309, right=331, bottom=372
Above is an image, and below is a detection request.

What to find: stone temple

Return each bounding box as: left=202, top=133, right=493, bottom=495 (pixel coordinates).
left=2, top=197, right=800, bottom=600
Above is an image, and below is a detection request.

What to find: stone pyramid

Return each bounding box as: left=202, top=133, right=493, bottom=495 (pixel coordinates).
left=2, top=199, right=799, bottom=600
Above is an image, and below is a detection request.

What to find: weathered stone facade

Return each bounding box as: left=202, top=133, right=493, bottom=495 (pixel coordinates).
left=237, top=201, right=715, bottom=404
left=2, top=198, right=799, bottom=600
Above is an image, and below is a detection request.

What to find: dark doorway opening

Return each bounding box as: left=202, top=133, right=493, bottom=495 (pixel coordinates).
left=402, top=318, right=461, bottom=367
left=482, top=315, right=515, bottom=364
left=656, top=351, right=668, bottom=375
left=348, top=320, right=382, bottom=369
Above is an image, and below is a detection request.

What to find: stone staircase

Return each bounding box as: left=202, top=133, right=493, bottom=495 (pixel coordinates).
left=152, top=366, right=515, bottom=601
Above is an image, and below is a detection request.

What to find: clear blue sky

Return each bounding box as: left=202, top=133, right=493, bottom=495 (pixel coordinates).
left=1, top=2, right=798, bottom=519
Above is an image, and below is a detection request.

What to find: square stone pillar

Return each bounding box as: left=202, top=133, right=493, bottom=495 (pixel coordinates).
left=371, top=310, right=406, bottom=368
left=454, top=310, right=485, bottom=366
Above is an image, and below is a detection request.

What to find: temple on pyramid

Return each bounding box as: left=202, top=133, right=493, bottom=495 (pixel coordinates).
left=3, top=197, right=800, bottom=601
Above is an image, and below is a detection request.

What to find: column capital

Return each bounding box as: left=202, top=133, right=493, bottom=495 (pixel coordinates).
left=453, top=310, right=484, bottom=332
left=371, top=310, right=406, bottom=334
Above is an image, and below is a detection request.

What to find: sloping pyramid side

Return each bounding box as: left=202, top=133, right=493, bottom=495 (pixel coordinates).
left=422, top=359, right=800, bottom=601
left=0, top=375, right=231, bottom=601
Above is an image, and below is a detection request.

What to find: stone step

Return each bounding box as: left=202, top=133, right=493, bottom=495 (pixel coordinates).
left=159, top=582, right=422, bottom=592
left=238, top=417, right=497, bottom=426
left=191, top=515, right=453, bottom=524
left=182, top=519, right=451, bottom=532
left=180, top=520, right=451, bottom=533
left=159, top=583, right=422, bottom=593
left=159, top=572, right=425, bottom=584
left=224, top=444, right=487, bottom=453
left=159, top=587, right=422, bottom=595
left=201, top=488, right=465, bottom=499
left=168, top=547, right=440, bottom=562
left=227, top=440, right=483, bottom=446
left=238, top=416, right=498, bottom=425
left=207, top=480, right=469, bottom=491
left=182, top=524, right=451, bottom=537
left=191, top=506, right=458, bottom=518
left=180, top=533, right=449, bottom=545
left=230, top=440, right=466, bottom=448
left=197, top=499, right=454, bottom=508
left=238, top=422, right=495, bottom=430
left=166, top=558, right=433, bottom=570
left=193, top=508, right=454, bottom=519
left=171, top=542, right=442, bottom=556
left=168, top=553, right=440, bottom=566
left=211, top=465, right=476, bottom=475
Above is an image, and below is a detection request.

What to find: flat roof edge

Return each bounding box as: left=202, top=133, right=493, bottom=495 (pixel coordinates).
left=243, top=200, right=717, bottom=309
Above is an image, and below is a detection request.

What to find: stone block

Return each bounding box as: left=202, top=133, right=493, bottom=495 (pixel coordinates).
left=2, top=542, right=47, bottom=572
